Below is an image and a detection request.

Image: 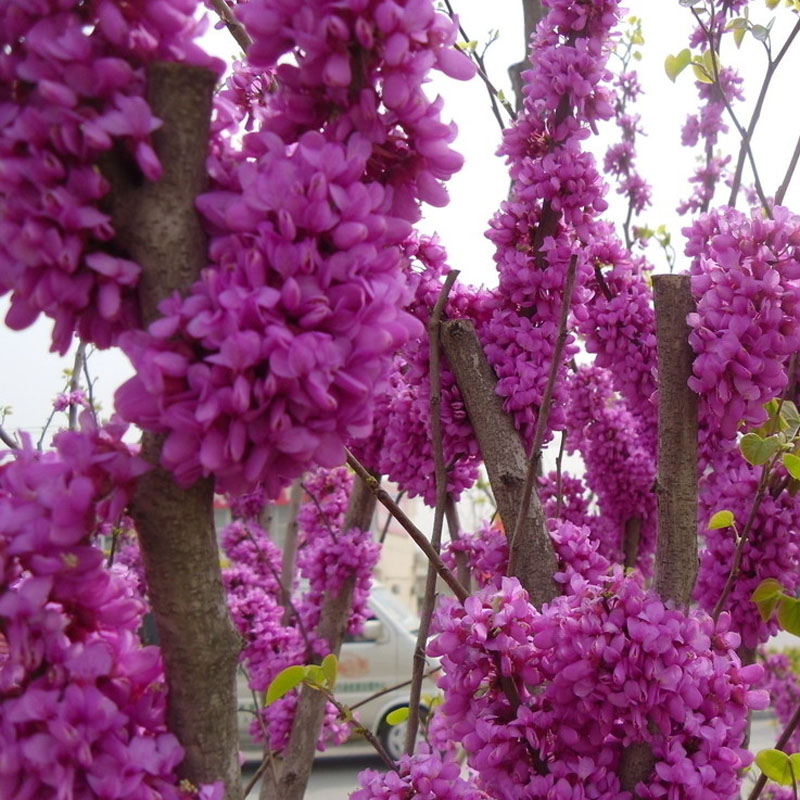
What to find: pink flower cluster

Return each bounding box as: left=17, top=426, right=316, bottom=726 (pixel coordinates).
left=479, top=0, right=621, bottom=446
left=566, top=366, right=656, bottom=571
left=578, top=226, right=658, bottom=450
left=0, top=0, right=222, bottom=353
left=685, top=206, right=800, bottom=439
left=354, top=235, right=489, bottom=505
left=118, top=0, right=474, bottom=497
left=429, top=571, right=767, bottom=800
left=53, top=389, right=89, bottom=412
left=220, top=518, right=350, bottom=753
left=352, top=745, right=484, bottom=800
left=678, top=65, right=743, bottom=216
left=0, top=419, right=207, bottom=799
left=695, top=449, right=800, bottom=649
left=761, top=650, right=800, bottom=754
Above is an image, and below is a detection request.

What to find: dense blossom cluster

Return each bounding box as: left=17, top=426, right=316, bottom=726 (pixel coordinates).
left=761, top=649, right=800, bottom=754
left=566, top=366, right=656, bottom=571
left=685, top=206, right=800, bottom=439
left=355, top=235, right=488, bottom=505
left=220, top=517, right=351, bottom=753
left=695, top=449, right=800, bottom=648
left=428, top=570, right=767, bottom=800
left=0, top=0, right=222, bottom=353
left=117, top=0, right=474, bottom=497
left=678, top=60, right=743, bottom=216
left=479, top=0, right=621, bottom=446
left=0, top=419, right=222, bottom=799
left=352, top=746, right=484, bottom=800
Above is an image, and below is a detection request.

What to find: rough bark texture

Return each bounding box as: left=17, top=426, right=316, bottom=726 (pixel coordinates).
left=620, top=276, right=698, bottom=796
left=274, top=476, right=377, bottom=800
left=509, top=0, right=546, bottom=110
left=105, top=63, right=244, bottom=800
left=440, top=319, right=558, bottom=608
left=653, top=274, right=699, bottom=607
left=280, top=479, right=304, bottom=625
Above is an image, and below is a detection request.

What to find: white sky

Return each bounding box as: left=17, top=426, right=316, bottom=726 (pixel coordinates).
left=2, top=0, right=800, bottom=441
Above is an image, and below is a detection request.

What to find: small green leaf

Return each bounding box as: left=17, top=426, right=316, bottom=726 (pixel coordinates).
left=752, top=23, right=770, bottom=41
left=633, top=50, right=643, bottom=61
left=304, top=665, right=326, bottom=688
left=691, top=60, right=714, bottom=83
left=784, top=454, right=800, bottom=480
left=665, top=49, right=692, bottom=81
left=321, top=653, right=338, bottom=689
left=783, top=401, right=800, bottom=434
left=756, top=749, right=794, bottom=785
left=740, top=432, right=781, bottom=465
left=386, top=707, right=410, bottom=726
left=708, top=510, right=735, bottom=530
left=726, top=17, right=748, bottom=29
left=265, top=665, right=307, bottom=705
left=752, top=578, right=784, bottom=622
left=766, top=0, right=780, bottom=8
left=778, top=597, right=800, bottom=637
left=734, top=26, right=747, bottom=47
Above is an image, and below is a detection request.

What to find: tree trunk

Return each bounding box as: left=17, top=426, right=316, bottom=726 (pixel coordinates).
left=105, top=62, right=244, bottom=800
left=440, top=319, right=558, bottom=608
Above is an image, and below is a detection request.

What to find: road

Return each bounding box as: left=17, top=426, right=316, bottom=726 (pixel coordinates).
left=241, top=716, right=786, bottom=799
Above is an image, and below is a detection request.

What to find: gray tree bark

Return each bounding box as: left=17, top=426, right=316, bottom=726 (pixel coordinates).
left=104, top=63, right=244, bottom=799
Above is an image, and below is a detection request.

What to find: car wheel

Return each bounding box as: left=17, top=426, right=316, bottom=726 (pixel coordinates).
left=378, top=708, right=425, bottom=762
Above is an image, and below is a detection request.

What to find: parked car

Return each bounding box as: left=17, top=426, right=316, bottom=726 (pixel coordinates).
left=237, top=585, right=441, bottom=761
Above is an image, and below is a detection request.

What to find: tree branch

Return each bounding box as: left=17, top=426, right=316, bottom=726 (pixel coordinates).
left=406, top=270, right=458, bottom=755
left=346, top=451, right=469, bottom=603
left=440, top=319, right=558, bottom=608
left=209, top=0, right=253, bottom=52
left=509, top=254, right=577, bottom=570
left=653, top=274, right=698, bottom=607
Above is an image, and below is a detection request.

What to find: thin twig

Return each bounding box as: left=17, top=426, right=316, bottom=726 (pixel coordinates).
left=349, top=668, right=440, bottom=712
left=509, top=255, right=578, bottom=555
left=445, top=494, right=471, bottom=590
left=379, top=490, right=405, bottom=544
left=209, top=0, right=252, bottom=52
left=711, top=454, right=779, bottom=620
left=554, top=430, right=566, bottom=519
left=82, top=346, right=99, bottom=425
left=0, top=425, right=18, bottom=450
left=406, top=270, right=458, bottom=755
left=776, top=127, right=800, bottom=206
left=300, top=482, right=339, bottom=541
left=243, top=752, right=274, bottom=798
left=692, top=9, right=771, bottom=216
left=729, top=17, right=800, bottom=206
left=325, top=692, right=395, bottom=769
left=440, top=0, right=515, bottom=128
left=68, top=342, right=85, bottom=431
left=346, top=450, right=469, bottom=602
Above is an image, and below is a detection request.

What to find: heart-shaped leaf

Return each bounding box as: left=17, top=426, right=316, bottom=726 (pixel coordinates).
left=751, top=578, right=784, bottom=622
left=756, top=749, right=793, bottom=785
left=386, top=707, right=410, bottom=726
left=665, top=49, right=692, bottom=82
left=740, top=433, right=781, bottom=466
left=708, top=510, right=735, bottom=530
left=321, top=653, right=338, bottom=689
left=784, top=454, right=800, bottom=480
left=778, top=596, right=800, bottom=637
left=266, top=665, right=307, bottom=705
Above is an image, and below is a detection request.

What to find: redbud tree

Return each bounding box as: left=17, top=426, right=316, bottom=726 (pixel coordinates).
left=3, top=1, right=800, bottom=800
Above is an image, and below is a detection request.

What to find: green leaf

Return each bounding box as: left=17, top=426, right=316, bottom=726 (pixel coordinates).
left=783, top=401, right=800, bottom=434
left=386, top=707, right=410, bottom=726
left=778, top=596, right=800, bottom=637
left=734, top=26, right=747, bottom=47
left=726, top=17, right=748, bottom=29
left=784, top=454, right=800, bottom=480
left=752, top=578, right=784, bottom=622
left=304, top=665, right=327, bottom=688
left=321, top=653, right=337, bottom=689
left=752, top=23, right=770, bottom=41
left=708, top=510, right=735, bottom=530
left=740, top=432, right=781, bottom=465
left=766, top=0, right=780, bottom=7
left=691, top=61, right=714, bottom=83
left=665, top=49, right=692, bottom=82
left=265, top=665, right=307, bottom=705
left=756, top=749, right=794, bottom=785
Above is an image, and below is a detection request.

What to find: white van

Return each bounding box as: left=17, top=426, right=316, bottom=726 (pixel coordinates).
left=237, top=584, right=440, bottom=761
